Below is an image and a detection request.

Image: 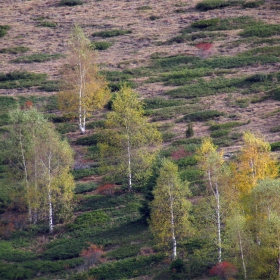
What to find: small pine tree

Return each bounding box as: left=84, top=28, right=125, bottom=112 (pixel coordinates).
left=186, top=123, right=194, bottom=138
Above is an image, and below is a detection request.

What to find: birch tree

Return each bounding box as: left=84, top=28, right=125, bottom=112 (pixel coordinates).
left=233, top=131, right=278, bottom=196
left=196, top=137, right=229, bottom=263
left=58, top=25, right=110, bottom=134
left=98, top=85, right=162, bottom=191
left=149, top=159, right=192, bottom=260
left=8, top=108, right=75, bottom=233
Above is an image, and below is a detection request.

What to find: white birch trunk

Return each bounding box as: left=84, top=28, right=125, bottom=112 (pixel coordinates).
left=127, top=137, right=132, bottom=191
left=47, top=154, right=53, bottom=234
left=168, top=182, right=177, bottom=260
left=19, top=128, right=32, bottom=223
left=238, top=230, right=247, bottom=279
left=208, top=170, right=222, bottom=263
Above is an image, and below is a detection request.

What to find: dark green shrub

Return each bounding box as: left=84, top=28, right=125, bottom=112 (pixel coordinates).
left=210, top=129, right=230, bottom=138
left=162, top=132, right=176, bottom=142
left=87, top=120, right=106, bottom=129
left=271, top=141, right=280, bottom=151
left=180, top=168, right=204, bottom=182
left=0, top=25, right=10, bottom=38
left=55, top=123, right=77, bottom=134
left=240, top=24, right=280, bottom=38
left=242, top=0, right=264, bottom=8
left=245, top=73, right=268, bottom=82
left=75, top=134, right=101, bottom=145
left=0, top=46, right=29, bottom=54
left=150, top=15, right=161, bottom=20
left=42, top=239, right=86, bottom=260
left=183, top=110, right=224, bottom=122
left=195, top=0, right=234, bottom=11
left=59, top=0, right=83, bottom=6
left=143, top=97, right=183, bottom=110
left=72, top=167, right=97, bottom=180
left=177, top=155, right=197, bottom=168
left=11, top=53, right=62, bottom=63
left=92, top=30, right=132, bottom=38
left=191, top=18, right=220, bottom=28
left=0, top=113, right=10, bottom=126
left=69, top=210, right=109, bottom=230
left=88, top=254, right=164, bottom=279
left=0, top=262, right=35, bottom=280
left=170, top=258, right=186, bottom=273
left=37, top=21, right=57, bottom=28
left=186, top=123, right=194, bottom=138
left=107, top=244, right=142, bottom=260
left=90, top=41, right=113, bottom=50
left=209, top=121, right=244, bottom=131
left=268, top=87, right=280, bottom=101
left=0, top=96, right=17, bottom=111
left=75, top=182, right=98, bottom=194
left=40, top=80, right=62, bottom=92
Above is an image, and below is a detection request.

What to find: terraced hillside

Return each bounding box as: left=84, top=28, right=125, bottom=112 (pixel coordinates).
left=1, top=0, right=280, bottom=279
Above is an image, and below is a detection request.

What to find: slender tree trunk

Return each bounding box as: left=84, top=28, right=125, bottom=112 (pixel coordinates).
left=47, top=154, right=53, bottom=234
left=238, top=230, right=247, bottom=279
left=216, top=187, right=222, bottom=263
left=208, top=170, right=222, bottom=263
left=127, top=136, right=132, bottom=192
left=168, top=183, right=177, bottom=260
left=19, top=128, right=32, bottom=223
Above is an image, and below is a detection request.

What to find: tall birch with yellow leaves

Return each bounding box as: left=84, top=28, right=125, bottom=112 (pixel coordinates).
left=58, top=25, right=110, bottom=134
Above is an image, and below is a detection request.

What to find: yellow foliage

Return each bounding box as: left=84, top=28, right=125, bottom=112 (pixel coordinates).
left=233, top=131, right=278, bottom=196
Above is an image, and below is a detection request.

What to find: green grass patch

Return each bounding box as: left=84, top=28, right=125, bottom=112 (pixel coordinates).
left=85, top=254, right=164, bottom=280
left=242, top=0, right=264, bottom=8
left=87, top=120, right=106, bottom=129
left=11, top=53, right=62, bottom=63
left=37, top=21, right=57, bottom=28
left=143, top=97, right=185, bottom=110
left=240, top=23, right=280, bottom=38
left=55, top=123, right=77, bottom=134
left=195, top=0, right=242, bottom=11
left=209, top=121, right=245, bottom=131
left=0, top=71, right=47, bottom=89
left=75, top=134, right=101, bottom=146
left=182, top=110, right=225, bottom=122
left=191, top=18, right=220, bottom=29
left=107, top=244, right=142, bottom=260
left=92, top=30, right=132, bottom=38
left=90, top=41, right=113, bottom=50
left=0, top=96, right=18, bottom=112
left=0, top=25, right=10, bottom=38
left=210, top=129, right=231, bottom=138
left=72, top=167, right=98, bottom=180
left=271, top=141, right=280, bottom=151
left=0, top=46, right=30, bottom=54
left=39, top=80, right=62, bottom=92
left=75, top=182, right=98, bottom=194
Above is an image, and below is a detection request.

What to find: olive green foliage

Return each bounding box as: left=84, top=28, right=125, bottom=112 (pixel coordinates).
left=143, top=97, right=185, bottom=110
left=90, top=41, right=113, bottom=50
left=210, top=129, right=231, bottom=138
left=74, top=182, right=98, bottom=194
left=11, top=53, right=62, bottom=63
left=150, top=159, right=193, bottom=258
left=99, top=85, right=162, bottom=190
left=240, top=23, right=280, bottom=37
left=71, top=167, right=98, bottom=180
left=37, top=21, right=57, bottom=28
left=195, top=0, right=242, bottom=11
left=209, top=121, right=245, bottom=131
left=183, top=110, right=224, bottom=122
left=0, top=25, right=10, bottom=37
left=0, top=46, right=30, bottom=54
left=191, top=18, right=220, bottom=28
left=186, top=123, right=194, bottom=138
left=92, top=29, right=132, bottom=38
left=59, top=0, right=83, bottom=6
left=242, top=0, right=264, bottom=8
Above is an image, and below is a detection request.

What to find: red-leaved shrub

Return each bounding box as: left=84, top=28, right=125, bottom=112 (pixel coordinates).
left=96, top=184, right=121, bottom=196
left=80, top=243, right=105, bottom=269
left=171, top=147, right=188, bottom=160
left=195, top=42, right=213, bottom=58
left=209, top=261, right=237, bottom=280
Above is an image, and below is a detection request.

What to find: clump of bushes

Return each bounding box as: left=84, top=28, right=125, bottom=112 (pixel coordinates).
left=242, top=0, right=264, bottom=8
left=186, top=123, right=194, bottom=138
left=0, top=46, right=29, bottom=54
left=240, top=24, right=280, bottom=38
left=183, top=110, right=224, bottom=122
left=0, top=25, right=10, bottom=38
left=59, top=0, right=83, bottom=6
left=11, top=53, right=62, bottom=63
left=191, top=18, right=220, bottom=29
left=210, top=129, right=231, bottom=138
left=92, top=30, right=132, bottom=38
left=195, top=0, right=236, bottom=11
left=90, top=41, right=113, bottom=51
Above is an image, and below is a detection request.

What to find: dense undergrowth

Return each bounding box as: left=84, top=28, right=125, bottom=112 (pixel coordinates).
left=1, top=0, right=280, bottom=279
